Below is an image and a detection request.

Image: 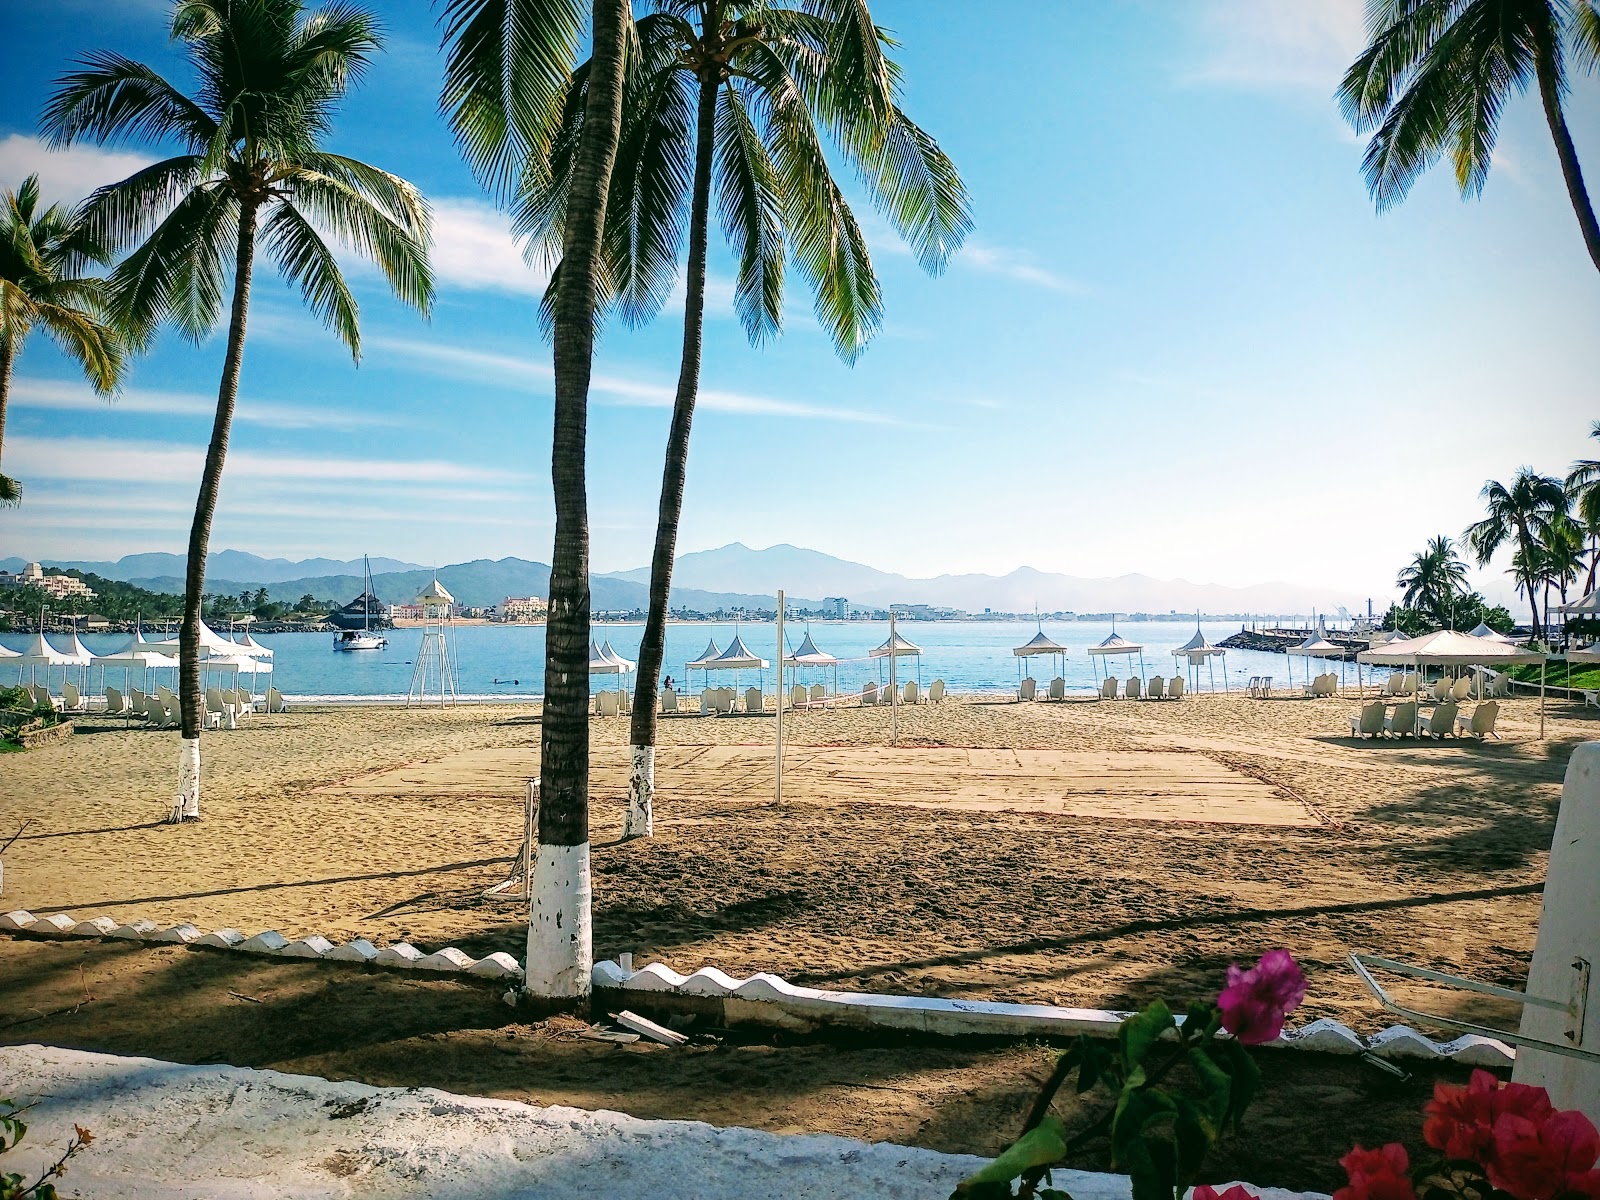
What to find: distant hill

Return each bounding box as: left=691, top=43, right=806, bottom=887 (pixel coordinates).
left=8, top=542, right=1355, bottom=614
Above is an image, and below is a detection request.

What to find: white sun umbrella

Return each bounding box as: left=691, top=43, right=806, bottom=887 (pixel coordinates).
left=1173, top=626, right=1228, bottom=693
left=1287, top=626, right=1347, bottom=693
left=685, top=637, right=721, bottom=689
left=11, top=630, right=83, bottom=689
left=1359, top=629, right=1548, bottom=734
left=1087, top=630, right=1146, bottom=686
left=1013, top=628, right=1068, bottom=691
left=783, top=630, right=840, bottom=697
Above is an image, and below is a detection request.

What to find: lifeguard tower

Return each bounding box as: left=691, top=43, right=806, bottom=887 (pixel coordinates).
left=407, top=576, right=458, bottom=707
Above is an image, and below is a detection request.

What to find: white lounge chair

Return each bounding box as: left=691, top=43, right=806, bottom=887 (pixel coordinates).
left=700, top=688, right=715, bottom=715
left=104, top=686, right=129, bottom=717
left=1431, top=677, right=1452, bottom=702
left=1261, top=676, right=1273, bottom=696
left=1451, top=677, right=1473, bottom=702
left=929, top=679, right=945, bottom=704
left=1147, top=676, right=1165, bottom=700
left=662, top=687, right=679, bottom=713
left=1457, top=701, right=1501, bottom=740
left=745, top=686, right=763, bottom=713
left=60, top=681, right=86, bottom=712
left=1100, top=677, right=1118, bottom=700
left=29, top=684, right=58, bottom=711
left=789, top=684, right=807, bottom=710
left=1168, top=676, right=1184, bottom=699
left=267, top=687, right=288, bottom=713
left=1348, top=702, right=1386, bottom=738
left=1418, top=700, right=1458, bottom=739
left=1246, top=676, right=1261, bottom=697
left=1019, top=677, right=1036, bottom=702
left=1125, top=676, right=1142, bottom=700
left=597, top=691, right=620, bottom=717
left=903, top=680, right=919, bottom=704
left=1049, top=677, right=1065, bottom=701
left=1379, top=674, right=1400, bottom=697
left=810, top=683, right=826, bottom=705
left=861, top=682, right=878, bottom=707
left=1581, top=689, right=1600, bottom=711
left=1385, top=701, right=1419, bottom=737
left=716, top=688, right=736, bottom=714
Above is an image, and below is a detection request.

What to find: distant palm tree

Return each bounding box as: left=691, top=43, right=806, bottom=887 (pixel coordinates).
left=440, top=0, right=630, bottom=1001
left=1340, top=0, right=1600, bottom=274
left=44, top=0, right=433, bottom=822
left=521, top=0, right=971, bottom=838
left=1397, top=534, right=1469, bottom=626
left=0, top=174, right=125, bottom=504
left=1568, top=420, right=1600, bottom=594
left=1465, top=468, right=1568, bottom=637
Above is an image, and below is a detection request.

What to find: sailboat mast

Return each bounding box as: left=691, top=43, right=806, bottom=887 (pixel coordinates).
left=363, top=555, right=372, bottom=632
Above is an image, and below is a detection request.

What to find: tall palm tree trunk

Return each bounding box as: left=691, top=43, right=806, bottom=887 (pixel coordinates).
left=527, top=0, right=628, bottom=1003
left=1535, top=48, right=1600, bottom=275
left=171, top=200, right=258, bottom=823
left=625, top=73, right=719, bottom=840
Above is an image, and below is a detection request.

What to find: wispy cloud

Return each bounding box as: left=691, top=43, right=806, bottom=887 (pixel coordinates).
left=961, top=242, right=1089, bottom=294
left=366, top=335, right=905, bottom=425
left=1181, top=0, right=1365, bottom=92
left=427, top=197, right=553, bottom=297
left=10, top=377, right=403, bottom=429
left=0, top=134, right=153, bottom=205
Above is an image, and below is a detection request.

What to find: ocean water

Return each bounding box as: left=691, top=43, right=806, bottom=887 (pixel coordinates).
left=3, top=620, right=1354, bottom=700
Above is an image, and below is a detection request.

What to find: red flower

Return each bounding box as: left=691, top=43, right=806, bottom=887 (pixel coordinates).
left=1217, top=950, right=1307, bottom=1044
left=1192, top=1186, right=1259, bottom=1200
left=1334, top=1143, right=1416, bottom=1200
left=1489, top=1108, right=1600, bottom=1200
left=1424, top=1070, right=1555, bottom=1164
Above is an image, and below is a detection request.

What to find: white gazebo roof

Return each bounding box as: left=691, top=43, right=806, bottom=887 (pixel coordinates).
left=202, top=654, right=272, bottom=673
left=1467, top=622, right=1514, bottom=644
left=1087, top=633, right=1143, bottom=656
left=0, top=642, right=17, bottom=658
left=234, top=630, right=274, bottom=659
left=1288, top=632, right=1344, bottom=658
left=1357, top=628, right=1545, bottom=666
left=869, top=632, right=922, bottom=658
left=417, top=578, right=454, bottom=604
left=150, top=620, right=241, bottom=656
left=1173, top=629, right=1225, bottom=657
left=13, top=631, right=83, bottom=668
left=710, top=635, right=769, bottom=670
left=599, top=640, right=635, bottom=671
left=686, top=638, right=722, bottom=670
left=91, top=647, right=180, bottom=670
left=1013, top=630, right=1068, bottom=657
left=1554, top=589, right=1600, bottom=615
left=784, top=632, right=838, bottom=666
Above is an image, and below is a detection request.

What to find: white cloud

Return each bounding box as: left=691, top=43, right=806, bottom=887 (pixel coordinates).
left=1182, top=0, right=1365, bottom=92
left=960, top=242, right=1089, bottom=294
left=427, top=197, right=554, bottom=297
left=6, top=435, right=530, bottom=487
left=367, top=335, right=904, bottom=425
left=0, top=134, right=153, bottom=205
left=9, top=377, right=402, bottom=429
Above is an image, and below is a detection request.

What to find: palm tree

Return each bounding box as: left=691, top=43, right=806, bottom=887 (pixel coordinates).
left=1340, top=0, right=1600, bottom=275
left=1397, top=534, right=1469, bottom=626
left=0, top=174, right=125, bottom=504
left=44, top=0, right=433, bottom=822
left=519, top=0, right=971, bottom=838
left=1465, top=468, right=1568, bottom=638
left=1567, top=420, right=1600, bottom=594
left=440, top=0, right=630, bottom=1002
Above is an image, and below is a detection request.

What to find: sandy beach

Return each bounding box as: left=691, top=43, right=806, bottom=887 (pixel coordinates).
left=2, top=688, right=1587, bottom=1028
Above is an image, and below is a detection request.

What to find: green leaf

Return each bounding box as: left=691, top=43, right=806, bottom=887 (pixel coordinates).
left=1172, top=1095, right=1218, bottom=1184
left=954, top=1115, right=1068, bottom=1193
left=1218, top=1038, right=1261, bottom=1130
left=1075, top=1035, right=1109, bottom=1094
left=1186, top=1046, right=1232, bottom=1128
left=1119, top=999, right=1176, bottom=1072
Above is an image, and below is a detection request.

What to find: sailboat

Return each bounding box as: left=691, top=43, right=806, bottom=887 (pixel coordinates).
left=332, top=556, right=389, bottom=651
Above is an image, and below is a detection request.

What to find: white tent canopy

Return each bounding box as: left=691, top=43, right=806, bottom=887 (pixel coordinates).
left=686, top=638, right=721, bottom=671
left=1569, top=646, right=1600, bottom=663
left=91, top=647, right=180, bottom=671
left=588, top=641, right=632, bottom=675
left=1088, top=633, right=1143, bottom=656
left=784, top=631, right=838, bottom=666
left=709, top=635, right=769, bottom=670
left=1287, top=628, right=1346, bottom=690
left=1555, top=589, right=1600, bottom=615
left=1172, top=627, right=1228, bottom=692
left=1013, top=630, right=1067, bottom=657
left=870, top=632, right=923, bottom=658
left=1356, top=629, right=1545, bottom=667
left=234, top=630, right=274, bottom=660
left=0, top=642, right=18, bottom=658
left=150, top=620, right=243, bottom=656
left=1468, top=622, right=1515, bottom=644
left=599, top=640, right=635, bottom=671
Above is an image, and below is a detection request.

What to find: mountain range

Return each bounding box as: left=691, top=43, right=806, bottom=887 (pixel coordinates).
left=3, top=543, right=1357, bottom=615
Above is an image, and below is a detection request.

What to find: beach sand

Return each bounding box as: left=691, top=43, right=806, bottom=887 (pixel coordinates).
left=2, top=689, right=1587, bottom=1027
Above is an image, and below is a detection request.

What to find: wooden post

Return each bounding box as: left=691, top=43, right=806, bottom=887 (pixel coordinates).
left=523, top=780, right=538, bottom=900
left=775, top=589, right=784, bottom=808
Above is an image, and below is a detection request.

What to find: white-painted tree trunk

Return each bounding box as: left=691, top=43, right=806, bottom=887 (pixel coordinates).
left=523, top=842, right=592, bottom=999
left=170, top=737, right=201, bottom=823
left=625, top=744, right=654, bottom=839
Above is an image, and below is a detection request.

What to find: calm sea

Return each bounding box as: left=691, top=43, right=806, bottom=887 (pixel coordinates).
left=2, top=620, right=1352, bottom=701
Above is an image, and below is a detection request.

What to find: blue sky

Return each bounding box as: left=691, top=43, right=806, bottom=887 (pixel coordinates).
left=0, top=0, right=1596, bottom=609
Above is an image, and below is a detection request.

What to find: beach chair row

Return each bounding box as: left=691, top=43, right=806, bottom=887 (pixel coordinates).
left=1347, top=699, right=1500, bottom=740
left=860, top=679, right=943, bottom=706
left=1095, top=676, right=1183, bottom=701
left=1301, top=674, right=1338, bottom=698
left=17, top=682, right=287, bottom=723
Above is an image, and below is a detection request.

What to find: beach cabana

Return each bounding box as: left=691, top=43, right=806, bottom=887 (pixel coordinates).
left=91, top=643, right=180, bottom=696
left=783, top=631, right=840, bottom=697
left=704, top=634, right=770, bottom=705
left=1013, top=629, right=1068, bottom=695
left=1555, top=589, right=1600, bottom=616
left=588, top=640, right=634, bottom=694
left=1286, top=627, right=1347, bottom=693
left=870, top=630, right=923, bottom=691
left=1358, top=629, right=1548, bottom=734
left=234, top=630, right=274, bottom=660
left=1088, top=632, right=1147, bottom=688
left=685, top=637, right=721, bottom=688
left=1467, top=621, right=1515, bottom=644
left=12, top=630, right=89, bottom=689
left=1173, top=627, right=1228, bottom=693
left=151, top=620, right=247, bottom=658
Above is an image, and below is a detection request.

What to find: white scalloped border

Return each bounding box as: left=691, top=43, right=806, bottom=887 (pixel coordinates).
left=591, top=959, right=1516, bottom=1068
left=0, top=909, right=521, bottom=980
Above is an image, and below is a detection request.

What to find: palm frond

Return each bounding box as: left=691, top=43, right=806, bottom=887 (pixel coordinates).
left=277, top=170, right=434, bottom=316
left=261, top=200, right=361, bottom=356
left=40, top=50, right=216, bottom=150
left=715, top=81, right=785, bottom=344
left=33, top=297, right=126, bottom=393
left=438, top=0, right=588, bottom=199
left=0, top=473, right=21, bottom=506
left=76, top=155, right=207, bottom=256
left=1576, top=0, right=1600, bottom=71
left=106, top=181, right=237, bottom=346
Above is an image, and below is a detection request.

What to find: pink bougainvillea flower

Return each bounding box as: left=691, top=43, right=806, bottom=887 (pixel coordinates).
left=1217, top=949, right=1307, bottom=1044
left=1192, top=1185, right=1258, bottom=1200
left=1488, top=1107, right=1600, bottom=1200
left=1334, top=1143, right=1415, bottom=1200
